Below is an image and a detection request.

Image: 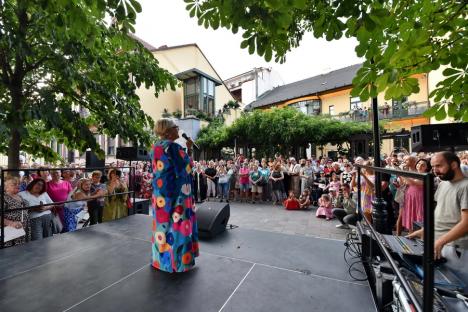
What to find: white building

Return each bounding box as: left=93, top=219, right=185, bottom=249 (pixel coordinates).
left=224, top=67, right=283, bottom=107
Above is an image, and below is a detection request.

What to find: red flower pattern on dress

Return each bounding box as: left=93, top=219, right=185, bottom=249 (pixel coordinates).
left=179, top=220, right=192, bottom=236
left=156, top=209, right=169, bottom=223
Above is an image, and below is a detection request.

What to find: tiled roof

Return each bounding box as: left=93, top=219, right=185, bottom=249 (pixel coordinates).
left=246, top=63, right=362, bottom=110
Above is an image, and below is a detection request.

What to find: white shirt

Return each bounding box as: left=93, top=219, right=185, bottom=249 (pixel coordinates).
left=461, top=164, right=468, bottom=178
left=19, top=191, right=54, bottom=219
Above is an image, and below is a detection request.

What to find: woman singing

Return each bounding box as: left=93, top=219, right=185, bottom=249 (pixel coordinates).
left=150, top=118, right=199, bottom=273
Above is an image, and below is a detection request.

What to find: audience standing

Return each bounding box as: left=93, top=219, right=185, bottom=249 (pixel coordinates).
left=19, top=178, right=54, bottom=241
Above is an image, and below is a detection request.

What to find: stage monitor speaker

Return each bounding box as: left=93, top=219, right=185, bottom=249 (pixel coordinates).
left=411, top=122, right=468, bottom=152
left=196, top=202, right=230, bottom=239
left=85, top=151, right=105, bottom=168
left=116, top=146, right=149, bottom=161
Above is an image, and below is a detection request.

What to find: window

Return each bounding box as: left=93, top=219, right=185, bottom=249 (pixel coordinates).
left=392, top=96, right=408, bottom=107
left=184, top=76, right=216, bottom=116
left=394, top=136, right=410, bottom=152
left=201, top=77, right=215, bottom=115
left=350, top=96, right=363, bottom=110
left=107, top=137, right=115, bottom=155
left=307, top=100, right=321, bottom=115
left=184, top=77, right=200, bottom=112
left=392, top=96, right=409, bottom=118
left=329, top=105, right=335, bottom=116
left=288, top=99, right=321, bottom=116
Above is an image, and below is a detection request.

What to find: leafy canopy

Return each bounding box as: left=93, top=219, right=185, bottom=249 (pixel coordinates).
left=196, top=108, right=372, bottom=156
left=0, top=0, right=177, bottom=168
left=185, top=0, right=467, bottom=121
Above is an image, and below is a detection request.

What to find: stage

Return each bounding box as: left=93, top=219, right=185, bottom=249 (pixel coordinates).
left=0, top=215, right=376, bottom=312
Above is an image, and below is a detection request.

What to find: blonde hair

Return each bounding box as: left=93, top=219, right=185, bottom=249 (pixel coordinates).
left=91, top=170, right=102, bottom=177
left=72, top=178, right=91, bottom=195
left=154, top=118, right=177, bottom=137
left=5, top=176, right=20, bottom=187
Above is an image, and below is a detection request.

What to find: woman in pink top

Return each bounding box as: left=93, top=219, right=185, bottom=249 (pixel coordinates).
left=402, top=158, right=431, bottom=233
left=47, top=170, right=73, bottom=228
left=239, top=162, right=250, bottom=202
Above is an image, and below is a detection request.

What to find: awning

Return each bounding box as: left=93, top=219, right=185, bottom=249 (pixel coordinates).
left=175, top=68, right=222, bottom=86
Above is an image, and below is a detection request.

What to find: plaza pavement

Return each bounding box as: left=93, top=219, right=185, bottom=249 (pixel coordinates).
left=214, top=200, right=350, bottom=241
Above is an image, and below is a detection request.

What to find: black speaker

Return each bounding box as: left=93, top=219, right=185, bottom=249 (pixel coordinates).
left=85, top=151, right=105, bottom=168
left=116, top=146, right=150, bottom=161
left=411, top=123, right=468, bottom=152
left=196, top=202, right=230, bottom=239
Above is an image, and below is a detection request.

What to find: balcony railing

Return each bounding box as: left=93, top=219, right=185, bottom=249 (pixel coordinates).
left=332, top=101, right=429, bottom=122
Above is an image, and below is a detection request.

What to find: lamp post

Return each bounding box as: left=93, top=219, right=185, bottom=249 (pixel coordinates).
left=371, top=90, right=389, bottom=234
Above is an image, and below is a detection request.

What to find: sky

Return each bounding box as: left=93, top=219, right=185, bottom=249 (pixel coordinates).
left=135, top=0, right=363, bottom=84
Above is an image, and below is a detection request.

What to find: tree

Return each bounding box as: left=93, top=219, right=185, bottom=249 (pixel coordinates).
left=0, top=0, right=177, bottom=169
left=185, top=0, right=467, bottom=121
left=196, top=108, right=372, bottom=156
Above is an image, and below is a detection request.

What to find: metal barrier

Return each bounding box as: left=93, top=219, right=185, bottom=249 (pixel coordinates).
left=0, top=166, right=138, bottom=248
left=356, top=164, right=434, bottom=312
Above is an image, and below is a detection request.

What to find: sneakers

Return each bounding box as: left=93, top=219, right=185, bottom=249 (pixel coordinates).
left=336, top=224, right=350, bottom=229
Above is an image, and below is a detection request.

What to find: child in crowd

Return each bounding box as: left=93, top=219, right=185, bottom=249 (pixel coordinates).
left=316, top=171, right=329, bottom=189
left=299, top=189, right=311, bottom=209
left=329, top=188, right=341, bottom=209
left=327, top=172, right=341, bottom=194
left=316, top=194, right=334, bottom=220
left=283, top=191, right=300, bottom=210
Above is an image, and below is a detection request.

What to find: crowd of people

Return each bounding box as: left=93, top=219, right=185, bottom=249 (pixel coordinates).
left=188, top=151, right=468, bottom=235
left=2, top=167, right=131, bottom=247
left=2, top=150, right=468, bottom=249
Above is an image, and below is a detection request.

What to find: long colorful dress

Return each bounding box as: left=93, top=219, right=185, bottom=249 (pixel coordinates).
left=151, top=139, right=199, bottom=273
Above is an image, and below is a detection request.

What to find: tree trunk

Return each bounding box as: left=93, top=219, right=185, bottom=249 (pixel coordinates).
left=7, top=89, right=22, bottom=170
left=7, top=128, right=21, bottom=170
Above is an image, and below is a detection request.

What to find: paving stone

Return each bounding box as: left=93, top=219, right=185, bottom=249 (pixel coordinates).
left=226, top=201, right=347, bottom=240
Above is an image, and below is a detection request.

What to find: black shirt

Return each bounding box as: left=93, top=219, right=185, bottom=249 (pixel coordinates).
left=204, top=168, right=217, bottom=179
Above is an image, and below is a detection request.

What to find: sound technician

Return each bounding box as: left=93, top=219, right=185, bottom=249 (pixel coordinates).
left=408, top=151, right=468, bottom=282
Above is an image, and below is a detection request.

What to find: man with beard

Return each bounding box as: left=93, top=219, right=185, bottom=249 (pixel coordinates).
left=408, top=151, right=468, bottom=282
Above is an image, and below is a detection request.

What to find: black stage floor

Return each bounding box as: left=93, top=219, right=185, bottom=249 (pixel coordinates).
left=0, top=215, right=376, bottom=312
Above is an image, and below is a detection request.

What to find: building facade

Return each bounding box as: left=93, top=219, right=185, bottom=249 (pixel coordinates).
left=245, top=64, right=432, bottom=157
left=224, top=67, right=283, bottom=106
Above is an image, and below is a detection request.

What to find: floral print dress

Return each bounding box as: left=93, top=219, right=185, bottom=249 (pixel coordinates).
left=151, top=140, right=199, bottom=273
left=3, top=194, right=31, bottom=247
left=140, top=172, right=153, bottom=199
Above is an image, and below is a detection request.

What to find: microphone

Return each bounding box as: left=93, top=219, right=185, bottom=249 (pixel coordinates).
left=182, top=133, right=199, bottom=150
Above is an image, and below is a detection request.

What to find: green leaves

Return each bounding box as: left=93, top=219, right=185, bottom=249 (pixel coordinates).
left=196, top=108, right=372, bottom=155
left=0, top=0, right=177, bottom=167
left=184, top=0, right=467, bottom=122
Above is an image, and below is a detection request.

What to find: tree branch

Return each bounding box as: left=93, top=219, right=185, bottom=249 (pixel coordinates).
left=24, top=55, right=51, bottom=73
left=0, top=50, right=12, bottom=84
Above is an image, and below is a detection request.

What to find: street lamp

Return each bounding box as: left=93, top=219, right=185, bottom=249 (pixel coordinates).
left=371, top=82, right=389, bottom=234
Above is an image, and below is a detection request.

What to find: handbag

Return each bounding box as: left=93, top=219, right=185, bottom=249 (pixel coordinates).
left=52, top=212, right=63, bottom=234
left=395, top=184, right=407, bottom=206
left=126, top=196, right=133, bottom=209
